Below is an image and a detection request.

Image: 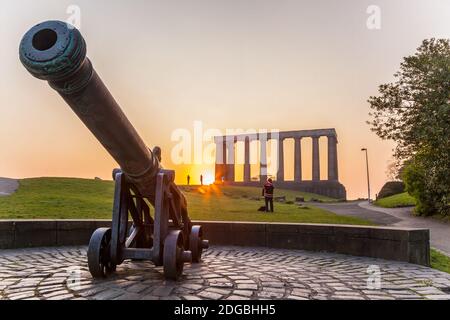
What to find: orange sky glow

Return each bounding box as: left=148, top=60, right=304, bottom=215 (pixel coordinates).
left=0, top=0, right=449, bottom=199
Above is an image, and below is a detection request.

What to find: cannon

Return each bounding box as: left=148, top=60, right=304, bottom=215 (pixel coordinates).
left=19, top=20, right=209, bottom=280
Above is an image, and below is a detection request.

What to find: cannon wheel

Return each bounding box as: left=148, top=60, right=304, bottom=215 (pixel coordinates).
left=163, top=230, right=185, bottom=280
left=87, top=228, right=116, bottom=278
left=189, top=225, right=205, bottom=263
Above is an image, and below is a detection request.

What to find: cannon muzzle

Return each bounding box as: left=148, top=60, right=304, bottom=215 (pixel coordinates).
left=19, top=20, right=159, bottom=196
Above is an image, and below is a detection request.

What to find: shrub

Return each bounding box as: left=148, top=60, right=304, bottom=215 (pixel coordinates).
left=403, top=160, right=449, bottom=216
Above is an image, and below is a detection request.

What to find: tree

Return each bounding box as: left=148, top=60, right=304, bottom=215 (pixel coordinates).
left=368, top=39, right=450, bottom=216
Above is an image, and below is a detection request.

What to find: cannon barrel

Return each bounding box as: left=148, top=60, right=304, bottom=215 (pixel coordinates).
left=19, top=21, right=160, bottom=196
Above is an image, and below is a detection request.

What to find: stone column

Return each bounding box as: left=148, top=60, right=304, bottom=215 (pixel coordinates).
left=244, top=137, right=251, bottom=182
left=260, top=138, right=268, bottom=183
left=226, top=137, right=235, bottom=182
left=215, top=138, right=227, bottom=182
left=328, top=135, right=338, bottom=180
left=277, top=138, right=284, bottom=182
left=312, top=136, right=320, bottom=181
left=294, top=137, right=302, bottom=182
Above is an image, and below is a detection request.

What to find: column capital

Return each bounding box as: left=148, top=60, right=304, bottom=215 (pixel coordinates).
left=327, top=135, right=338, bottom=144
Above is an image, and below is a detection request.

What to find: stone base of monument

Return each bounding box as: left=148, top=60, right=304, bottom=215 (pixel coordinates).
left=225, top=180, right=347, bottom=200
left=0, top=220, right=429, bottom=266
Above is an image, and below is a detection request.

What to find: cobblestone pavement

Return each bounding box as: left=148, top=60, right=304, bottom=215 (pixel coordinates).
left=313, top=202, right=401, bottom=225
left=1, top=246, right=450, bottom=300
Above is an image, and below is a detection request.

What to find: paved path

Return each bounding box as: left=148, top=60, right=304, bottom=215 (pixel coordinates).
left=1, top=246, right=450, bottom=300
left=313, top=202, right=402, bottom=225
left=359, top=202, right=450, bottom=256
left=314, top=201, right=450, bottom=256
left=0, top=178, right=18, bottom=196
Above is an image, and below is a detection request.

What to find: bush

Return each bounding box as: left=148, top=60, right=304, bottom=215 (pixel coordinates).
left=403, top=160, right=449, bottom=216
left=377, top=181, right=405, bottom=199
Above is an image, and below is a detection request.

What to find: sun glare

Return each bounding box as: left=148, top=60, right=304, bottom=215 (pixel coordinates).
left=203, top=172, right=214, bottom=185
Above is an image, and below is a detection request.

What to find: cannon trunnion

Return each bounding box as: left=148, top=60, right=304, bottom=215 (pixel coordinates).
left=20, top=21, right=208, bottom=280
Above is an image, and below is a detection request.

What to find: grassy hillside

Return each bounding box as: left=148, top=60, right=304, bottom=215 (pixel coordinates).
left=0, top=178, right=372, bottom=225
left=374, top=192, right=416, bottom=208
left=0, top=178, right=114, bottom=219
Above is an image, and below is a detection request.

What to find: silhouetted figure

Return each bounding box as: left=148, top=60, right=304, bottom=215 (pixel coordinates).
left=187, top=175, right=190, bottom=185
left=262, top=178, right=274, bottom=212
left=200, top=174, right=204, bottom=186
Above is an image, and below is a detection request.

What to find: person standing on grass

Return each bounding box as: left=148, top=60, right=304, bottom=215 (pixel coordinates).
left=187, top=175, right=190, bottom=185
left=262, top=178, right=274, bottom=212
left=200, top=174, right=204, bottom=186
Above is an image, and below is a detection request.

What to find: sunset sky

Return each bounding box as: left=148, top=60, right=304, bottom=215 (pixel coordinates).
left=0, top=0, right=449, bottom=199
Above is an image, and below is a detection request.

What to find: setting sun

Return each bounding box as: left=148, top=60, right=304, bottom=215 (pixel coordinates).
left=202, top=172, right=215, bottom=185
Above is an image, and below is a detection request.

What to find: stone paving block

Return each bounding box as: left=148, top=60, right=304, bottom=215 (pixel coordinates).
left=181, top=283, right=203, bottom=291
left=235, top=279, right=257, bottom=284
left=257, top=291, right=284, bottom=299
left=182, top=295, right=202, bottom=300
left=233, top=290, right=254, bottom=297
left=39, top=286, right=66, bottom=294
left=287, top=295, right=308, bottom=300
left=79, top=287, right=107, bottom=297
left=424, top=294, right=450, bottom=300
left=140, top=295, right=159, bottom=300
left=43, top=289, right=71, bottom=298
left=160, top=296, right=181, bottom=300
left=151, top=285, right=174, bottom=297
left=198, top=290, right=223, bottom=300
left=209, top=281, right=233, bottom=288
left=7, top=291, right=36, bottom=300
left=114, top=293, right=142, bottom=300
left=47, top=294, right=74, bottom=300
left=126, top=283, right=148, bottom=294
left=92, top=289, right=124, bottom=300
left=236, top=283, right=258, bottom=290
left=205, top=287, right=232, bottom=295
left=226, top=295, right=250, bottom=300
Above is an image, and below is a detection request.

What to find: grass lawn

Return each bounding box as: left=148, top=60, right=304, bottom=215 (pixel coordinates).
left=374, top=192, right=416, bottom=208
left=0, top=177, right=372, bottom=225
left=431, top=249, right=450, bottom=274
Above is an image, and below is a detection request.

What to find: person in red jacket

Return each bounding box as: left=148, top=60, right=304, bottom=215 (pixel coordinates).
left=262, top=178, right=274, bottom=212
